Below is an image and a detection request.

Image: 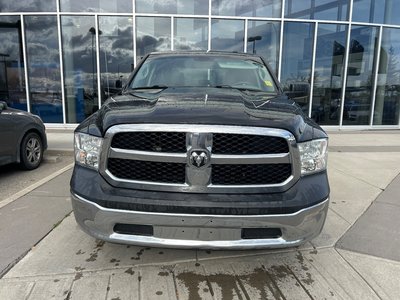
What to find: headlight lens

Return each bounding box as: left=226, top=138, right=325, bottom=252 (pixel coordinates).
left=298, top=139, right=328, bottom=175
left=74, top=133, right=103, bottom=170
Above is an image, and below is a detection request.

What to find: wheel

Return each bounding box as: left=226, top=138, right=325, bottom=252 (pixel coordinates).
left=20, top=132, right=43, bottom=170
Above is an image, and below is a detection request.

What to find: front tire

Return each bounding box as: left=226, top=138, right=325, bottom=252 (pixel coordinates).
left=20, top=132, right=43, bottom=170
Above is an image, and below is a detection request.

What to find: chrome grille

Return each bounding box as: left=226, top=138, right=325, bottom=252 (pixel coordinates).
left=108, top=158, right=186, bottom=184
left=212, top=133, right=289, bottom=154
left=101, top=124, right=300, bottom=194
left=111, top=132, right=186, bottom=152
left=211, top=164, right=292, bottom=185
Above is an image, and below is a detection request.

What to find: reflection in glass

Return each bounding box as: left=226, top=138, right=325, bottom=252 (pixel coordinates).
left=174, top=18, right=208, bottom=51
left=61, top=16, right=98, bottom=123
left=312, top=24, right=347, bottom=125
left=211, top=19, right=244, bottom=52
left=343, top=26, right=378, bottom=125
left=246, top=21, right=280, bottom=74
left=61, top=0, right=131, bottom=13
left=285, top=0, right=349, bottom=21
left=99, top=17, right=133, bottom=103
left=136, top=17, right=171, bottom=63
left=136, top=0, right=208, bottom=15
left=281, top=22, right=314, bottom=113
left=374, top=28, right=400, bottom=125
left=0, top=0, right=56, bottom=12
left=0, top=16, right=26, bottom=111
left=25, top=16, right=62, bottom=123
left=352, top=0, right=400, bottom=25
left=212, top=0, right=280, bottom=17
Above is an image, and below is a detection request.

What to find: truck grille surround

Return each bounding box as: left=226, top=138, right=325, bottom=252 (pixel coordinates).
left=100, top=124, right=301, bottom=194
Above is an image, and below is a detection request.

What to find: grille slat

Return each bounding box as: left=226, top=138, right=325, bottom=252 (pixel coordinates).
left=108, top=158, right=186, bottom=184
left=111, top=132, right=186, bottom=153
left=213, top=133, right=288, bottom=154
left=211, top=164, right=292, bottom=185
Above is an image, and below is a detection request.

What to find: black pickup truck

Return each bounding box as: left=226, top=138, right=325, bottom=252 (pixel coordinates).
left=71, top=51, right=329, bottom=249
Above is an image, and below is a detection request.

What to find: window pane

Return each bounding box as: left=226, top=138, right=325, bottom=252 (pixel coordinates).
left=136, top=17, right=171, bottom=63
left=312, top=24, right=347, bottom=125
left=281, top=22, right=314, bottom=113
left=373, top=28, right=400, bottom=125
left=343, top=26, right=378, bottom=125
left=247, top=21, right=280, bottom=74
left=212, top=0, right=281, bottom=18
left=25, top=16, right=62, bottom=123
left=353, top=0, right=400, bottom=25
left=61, top=0, right=131, bottom=13
left=285, top=0, right=349, bottom=21
left=136, top=0, right=208, bottom=15
left=0, top=0, right=56, bottom=12
left=0, top=16, right=26, bottom=111
left=99, top=16, right=133, bottom=103
left=61, top=16, right=98, bottom=123
left=174, top=18, right=208, bottom=51
left=211, top=19, right=244, bottom=52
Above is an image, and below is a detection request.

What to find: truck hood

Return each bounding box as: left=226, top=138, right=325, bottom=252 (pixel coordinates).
left=79, top=87, right=326, bottom=141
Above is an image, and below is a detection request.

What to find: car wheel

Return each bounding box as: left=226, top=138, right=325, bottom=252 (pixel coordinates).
left=20, top=132, right=43, bottom=170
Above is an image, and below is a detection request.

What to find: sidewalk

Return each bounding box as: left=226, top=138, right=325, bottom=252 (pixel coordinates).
left=0, top=130, right=399, bottom=299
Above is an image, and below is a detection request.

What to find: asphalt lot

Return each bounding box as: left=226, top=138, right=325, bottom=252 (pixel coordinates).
left=0, top=130, right=399, bottom=299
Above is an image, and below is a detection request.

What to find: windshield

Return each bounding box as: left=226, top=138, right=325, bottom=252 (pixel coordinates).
left=129, top=55, right=278, bottom=93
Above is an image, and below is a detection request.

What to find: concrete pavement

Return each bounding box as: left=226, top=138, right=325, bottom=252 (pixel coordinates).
left=0, top=130, right=399, bottom=299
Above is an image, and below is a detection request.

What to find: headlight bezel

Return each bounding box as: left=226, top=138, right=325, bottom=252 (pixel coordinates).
left=74, top=132, right=103, bottom=170
left=298, top=138, right=328, bottom=176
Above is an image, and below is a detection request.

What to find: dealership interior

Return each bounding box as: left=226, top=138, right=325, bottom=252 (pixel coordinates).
left=0, top=0, right=399, bottom=128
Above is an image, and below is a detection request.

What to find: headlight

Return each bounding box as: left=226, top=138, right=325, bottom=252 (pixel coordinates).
left=298, top=139, right=328, bottom=175
left=74, top=133, right=103, bottom=170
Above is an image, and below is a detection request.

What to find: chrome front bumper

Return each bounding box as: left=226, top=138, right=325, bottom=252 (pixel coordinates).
left=71, top=193, right=329, bottom=250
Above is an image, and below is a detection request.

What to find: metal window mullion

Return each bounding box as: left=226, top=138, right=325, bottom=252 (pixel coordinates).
left=20, top=15, right=31, bottom=113
left=244, top=19, right=248, bottom=53
left=208, top=0, right=212, bottom=50
left=339, top=0, right=354, bottom=128
left=171, top=16, right=174, bottom=51
left=95, top=14, right=102, bottom=109
left=133, top=0, right=137, bottom=67
left=369, top=25, right=383, bottom=126
left=56, top=6, right=67, bottom=124
left=278, top=0, right=285, bottom=81
left=308, top=22, right=318, bottom=118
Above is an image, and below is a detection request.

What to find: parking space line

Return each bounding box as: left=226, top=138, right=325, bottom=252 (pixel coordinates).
left=0, top=163, right=74, bottom=210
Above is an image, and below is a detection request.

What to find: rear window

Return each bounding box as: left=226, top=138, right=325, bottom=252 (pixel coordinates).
left=130, top=55, right=277, bottom=93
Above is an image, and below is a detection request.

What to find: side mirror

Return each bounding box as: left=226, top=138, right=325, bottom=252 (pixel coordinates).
left=0, top=101, right=8, bottom=113
left=115, top=79, right=122, bottom=89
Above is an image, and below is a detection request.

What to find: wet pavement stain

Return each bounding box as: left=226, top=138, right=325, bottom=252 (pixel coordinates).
left=110, top=258, right=121, bottom=263
left=85, top=239, right=105, bottom=262
left=309, top=249, right=318, bottom=255
left=158, top=251, right=164, bottom=255
left=296, top=252, right=310, bottom=271
left=110, top=297, right=121, bottom=300
left=86, top=252, right=98, bottom=262
left=175, top=271, right=210, bottom=300
left=131, top=248, right=145, bottom=260
left=54, top=279, right=60, bottom=283
left=156, top=291, right=163, bottom=295
left=74, top=272, right=83, bottom=281
left=125, top=267, right=135, bottom=275
left=74, top=266, right=86, bottom=272
left=158, top=271, right=169, bottom=277
left=75, top=249, right=85, bottom=255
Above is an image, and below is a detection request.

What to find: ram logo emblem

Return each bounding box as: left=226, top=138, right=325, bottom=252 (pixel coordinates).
left=190, top=151, right=209, bottom=168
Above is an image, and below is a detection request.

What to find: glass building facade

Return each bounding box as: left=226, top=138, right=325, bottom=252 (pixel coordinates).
left=0, top=0, right=399, bottom=128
